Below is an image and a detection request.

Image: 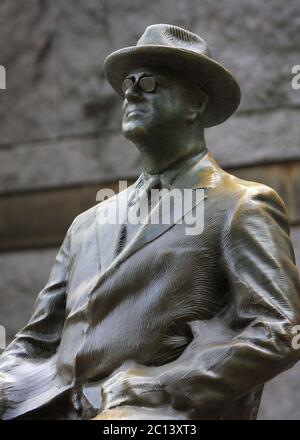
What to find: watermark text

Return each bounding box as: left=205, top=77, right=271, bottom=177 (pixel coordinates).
left=0, top=65, right=6, bottom=90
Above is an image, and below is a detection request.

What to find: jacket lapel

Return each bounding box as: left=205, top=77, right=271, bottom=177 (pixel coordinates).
left=96, top=151, right=221, bottom=270
left=123, top=187, right=207, bottom=260
left=96, top=184, right=136, bottom=271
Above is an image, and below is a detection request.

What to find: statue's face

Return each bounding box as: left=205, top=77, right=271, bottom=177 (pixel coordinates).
left=121, top=67, right=198, bottom=143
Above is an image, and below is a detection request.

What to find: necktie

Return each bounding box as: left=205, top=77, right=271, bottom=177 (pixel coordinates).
left=139, top=173, right=162, bottom=196
left=115, top=175, right=162, bottom=257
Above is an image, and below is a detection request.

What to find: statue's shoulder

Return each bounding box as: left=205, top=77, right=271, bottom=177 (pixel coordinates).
left=71, top=203, right=98, bottom=230
left=222, top=169, right=285, bottom=205
left=216, top=168, right=289, bottom=227
left=198, top=152, right=284, bottom=209
left=68, top=185, right=134, bottom=235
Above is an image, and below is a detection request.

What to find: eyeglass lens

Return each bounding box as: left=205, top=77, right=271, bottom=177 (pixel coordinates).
left=122, top=76, right=156, bottom=94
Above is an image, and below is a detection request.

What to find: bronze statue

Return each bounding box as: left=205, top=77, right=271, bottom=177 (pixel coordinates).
left=1, top=24, right=300, bottom=420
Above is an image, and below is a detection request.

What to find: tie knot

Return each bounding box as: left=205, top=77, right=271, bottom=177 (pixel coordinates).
left=145, top=174, right=162, bottom=193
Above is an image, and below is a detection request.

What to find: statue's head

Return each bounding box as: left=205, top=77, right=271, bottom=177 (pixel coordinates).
left=120, top=65, right=209, bottom=143
left=104, top=24, right=241, bottom=144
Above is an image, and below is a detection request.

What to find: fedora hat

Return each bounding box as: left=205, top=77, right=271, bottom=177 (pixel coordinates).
left=104, top=24, right=241, bottom=127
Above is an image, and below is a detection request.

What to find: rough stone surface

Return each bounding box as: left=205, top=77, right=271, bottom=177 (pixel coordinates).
left=207, top=108, right=300, bottom=168
left=1, top=109, right=300, bottom=193
left=0, top=0, right=59, bottom=144
left=0, top=132, right=141, bottom=192
left=258, top=361, right=300, bottom=420
left=0, top=248, right=58, bottom=343
left=189, top=0, right=300, bottom=112
left=1, top=0, right=300, bottom=144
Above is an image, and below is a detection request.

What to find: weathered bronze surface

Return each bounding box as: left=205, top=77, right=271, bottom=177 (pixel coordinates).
left=1, top=24, right=300, bottom=420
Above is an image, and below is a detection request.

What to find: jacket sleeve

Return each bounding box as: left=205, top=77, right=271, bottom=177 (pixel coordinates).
left=153, top=187, right=300, bottom=417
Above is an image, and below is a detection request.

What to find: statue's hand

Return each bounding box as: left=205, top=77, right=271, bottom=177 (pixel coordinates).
left=100, top=367, right=170, bottom=411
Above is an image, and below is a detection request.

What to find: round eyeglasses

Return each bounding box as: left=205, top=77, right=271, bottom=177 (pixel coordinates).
left=122, top=76, right=156, bottom=94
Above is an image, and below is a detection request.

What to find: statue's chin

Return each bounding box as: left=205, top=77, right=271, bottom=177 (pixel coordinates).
left=122, top=124, right=148, bottom=143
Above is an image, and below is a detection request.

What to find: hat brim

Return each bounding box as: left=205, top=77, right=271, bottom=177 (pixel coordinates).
left=104, top=45, right=241, bottom=127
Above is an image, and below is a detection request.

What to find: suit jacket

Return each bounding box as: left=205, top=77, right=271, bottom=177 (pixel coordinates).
left=1, top=151, right=300, bottom=420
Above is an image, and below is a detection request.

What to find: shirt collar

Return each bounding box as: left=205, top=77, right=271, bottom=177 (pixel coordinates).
left=140, top=147, right=208, bottom=189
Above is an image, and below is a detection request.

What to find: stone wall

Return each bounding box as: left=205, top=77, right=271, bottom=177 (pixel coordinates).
left=0, top=0, right=299, bottom=419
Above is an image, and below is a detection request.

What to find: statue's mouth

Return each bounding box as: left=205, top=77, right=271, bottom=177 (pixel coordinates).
left=124, top=108, right=147, bottom=118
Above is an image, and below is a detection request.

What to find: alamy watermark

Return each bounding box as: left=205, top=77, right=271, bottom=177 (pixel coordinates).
left=96, top=181, right=205, bottom=236
left=0, top=65, right=6, bottom=90
left=292, top=325, right=300, bottom=349
left=291, top=65, right=300, bottom=90
left=0, top=325, right=6, bottom=350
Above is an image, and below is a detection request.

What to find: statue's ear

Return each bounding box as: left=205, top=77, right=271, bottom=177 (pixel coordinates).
left=185, top=90, right=209, bottom=123
left=197, top=92, right=209, bottom=114
left=186, top=109, right=199, bottom=123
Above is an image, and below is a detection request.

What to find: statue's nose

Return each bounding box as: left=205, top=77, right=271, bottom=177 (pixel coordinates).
left=124, top=82, right=145, bottom=103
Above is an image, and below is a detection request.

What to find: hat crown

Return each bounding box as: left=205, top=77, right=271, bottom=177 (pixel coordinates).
left=137, top=24, right=211, bottom=58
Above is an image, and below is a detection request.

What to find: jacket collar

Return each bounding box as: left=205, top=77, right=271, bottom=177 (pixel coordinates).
left=140, top=147, right=209, bottom=190
left=96, top=150, right=222, bottom=272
